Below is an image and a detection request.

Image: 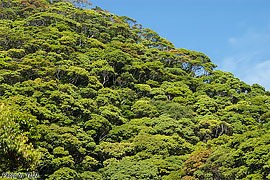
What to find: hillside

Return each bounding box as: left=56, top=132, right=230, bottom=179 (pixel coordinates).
left=1, top=1, right=270, bottom=179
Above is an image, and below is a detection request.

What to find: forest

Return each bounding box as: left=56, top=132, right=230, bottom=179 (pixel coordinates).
left=0, top=0, right=270, bottom=179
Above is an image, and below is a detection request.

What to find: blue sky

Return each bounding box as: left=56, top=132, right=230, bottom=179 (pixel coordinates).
left=91, top=0, right=270, bottom=90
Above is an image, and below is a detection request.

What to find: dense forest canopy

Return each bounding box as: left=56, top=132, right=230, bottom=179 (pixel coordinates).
left=1, top=0, right=270, bottom=179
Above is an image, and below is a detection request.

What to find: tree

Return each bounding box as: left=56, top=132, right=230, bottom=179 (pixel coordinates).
left=0, top=1, right=269, bottom=179
left=49, top=0, right=92, bottom=7
left=0, top=104, right=41, bottom=172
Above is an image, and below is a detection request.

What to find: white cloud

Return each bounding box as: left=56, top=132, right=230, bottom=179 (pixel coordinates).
left=227, top=28, right=270, bottom=51
left=242, top=60, right=270, bottom=90
left=219, top=27, right=270, bottom=90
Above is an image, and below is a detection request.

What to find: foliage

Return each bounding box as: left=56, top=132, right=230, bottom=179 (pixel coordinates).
left=0, top=1, right=270, bottom=179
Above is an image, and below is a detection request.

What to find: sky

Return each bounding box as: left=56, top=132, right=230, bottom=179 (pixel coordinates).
left=90, top=0, right=270, bottom=90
